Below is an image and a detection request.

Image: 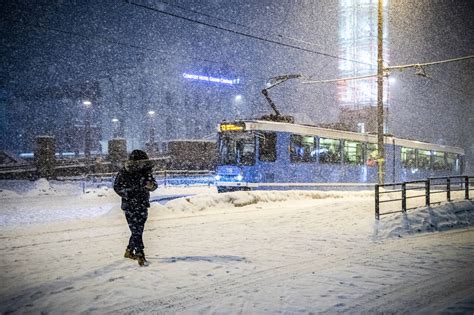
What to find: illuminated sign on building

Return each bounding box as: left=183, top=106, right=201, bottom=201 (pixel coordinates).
left=183, top=73, right=240, bottom=85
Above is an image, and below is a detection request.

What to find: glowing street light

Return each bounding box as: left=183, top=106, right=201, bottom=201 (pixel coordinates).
left=234, top=95, right=242, bottom=102
left=112, top=118, right=120, bottom=138
left=147, top=110, right=156, bottom=154
left=83, top=100, right=93, bottom=157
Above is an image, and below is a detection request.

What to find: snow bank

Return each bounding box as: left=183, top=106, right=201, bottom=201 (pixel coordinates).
left=1, top=179, right=472, bottom=242
left=161, top=189, right=474, bottom=241
left=0, top=179, right=118, bottom=228
left=375, top=200, right=474, bottom=238
left=162, top=190, right=373, bottom=213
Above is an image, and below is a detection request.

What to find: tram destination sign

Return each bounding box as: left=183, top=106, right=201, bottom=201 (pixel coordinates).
left=220, top=122, right=245, bottom=132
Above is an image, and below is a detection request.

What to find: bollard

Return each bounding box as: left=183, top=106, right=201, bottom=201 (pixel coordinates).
left=402, top=183, right=407, bottom=212
left=465, top=176, right=470, bottom=200
left=425, top=179, right=430, bottom=206
left=375, top=184, right=380, bottom=220
left=447, top=178, right=451, bottom=202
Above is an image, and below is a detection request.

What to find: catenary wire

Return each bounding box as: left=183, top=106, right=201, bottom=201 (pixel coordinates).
left=153, top=0, right=336, bottom=52
left=127, top=1, right=374, bottom=67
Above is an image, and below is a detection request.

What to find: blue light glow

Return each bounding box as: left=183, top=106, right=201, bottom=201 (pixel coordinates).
left=183, top=73, right=240, bottom=85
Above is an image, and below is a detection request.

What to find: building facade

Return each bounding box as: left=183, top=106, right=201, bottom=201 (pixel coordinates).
left=338, top=0, right=390, bottom=133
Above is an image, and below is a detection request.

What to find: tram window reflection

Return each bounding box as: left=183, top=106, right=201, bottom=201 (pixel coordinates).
left=366, top=143, right=378, bottom=167
left=290, top=135, right=317, bottom=163
left=319, top=138, right=341, bottom=164
left=219, top=134, right=255, bottom=166
left=344, top=140, right=363, bottom=165
left=432, top=151, right=446, bottom=170
left=401, top=147, right=416, bottom=168
left=417, top=149, right=431, bottom=170
left=259, top=132, right=277, bottom=162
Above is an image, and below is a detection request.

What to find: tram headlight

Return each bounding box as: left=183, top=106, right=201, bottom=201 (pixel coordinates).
left=236, top=174, right=243, bottom=181
left=214, top=175, right=221, bottom=181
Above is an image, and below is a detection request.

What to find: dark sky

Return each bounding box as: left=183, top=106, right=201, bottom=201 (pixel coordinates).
left=0, top=0, right=473, bottom=168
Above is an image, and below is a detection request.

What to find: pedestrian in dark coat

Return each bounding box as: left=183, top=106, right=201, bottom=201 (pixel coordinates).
left=113, top=149, right=157, bottom=266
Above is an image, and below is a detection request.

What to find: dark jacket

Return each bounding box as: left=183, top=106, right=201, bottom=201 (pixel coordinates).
left=113, top=159, right=157, bottom=210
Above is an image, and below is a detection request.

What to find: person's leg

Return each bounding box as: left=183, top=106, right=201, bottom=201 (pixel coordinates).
left=124, top=209, right=137, bottom=251
left=133, top=208, right=148, bottom=266
left=134, top=208, right=148, bottom=254
left=124, top=210, right=140, bottom=259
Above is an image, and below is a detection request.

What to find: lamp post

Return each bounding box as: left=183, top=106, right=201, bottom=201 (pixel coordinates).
left=147, top=110, right=156, bottom=152
left=376, top=0, right=385, bottom=185
left=112, top=118, right=119, bottom=138
left=83, top=100, right=92, bottom=158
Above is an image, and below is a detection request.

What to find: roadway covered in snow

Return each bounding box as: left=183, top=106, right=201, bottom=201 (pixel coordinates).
left=0, top=180, right=473, bottom=314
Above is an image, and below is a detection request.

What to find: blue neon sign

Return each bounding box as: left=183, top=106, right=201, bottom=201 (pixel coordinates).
left=183, top=73, right=240, bottom=85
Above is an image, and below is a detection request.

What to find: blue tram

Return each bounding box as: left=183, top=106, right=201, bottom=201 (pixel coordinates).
left=215, top=120, right=464, bottom=192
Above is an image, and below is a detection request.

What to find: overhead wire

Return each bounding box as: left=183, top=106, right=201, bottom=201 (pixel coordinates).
left=127, top=0, right=374, bottom=67
left=386, top=55, right=474, bottom=71
left=155, top=0, right=330, bottom=51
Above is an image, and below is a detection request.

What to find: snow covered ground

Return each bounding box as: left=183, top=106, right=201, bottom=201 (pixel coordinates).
left=0, top=179, right=473, bottom=314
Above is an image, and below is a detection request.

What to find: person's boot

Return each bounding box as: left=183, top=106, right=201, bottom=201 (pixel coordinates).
left=124, top=248, right=137, bottom=260
left=136, top=251, right=148, bottom=267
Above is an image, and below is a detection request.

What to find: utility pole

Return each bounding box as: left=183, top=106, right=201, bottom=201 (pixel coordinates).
left=377, top=0, right=385, bottom=185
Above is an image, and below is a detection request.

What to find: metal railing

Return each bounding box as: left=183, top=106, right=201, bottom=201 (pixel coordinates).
left=67, top=170, right=215, bottom=193
left=375, top=175, right=473, bottom=220
left=154, top=170, right=215, bottom=187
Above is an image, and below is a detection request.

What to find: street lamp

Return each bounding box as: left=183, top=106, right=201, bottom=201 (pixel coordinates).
left=83, top=100, right=92, bottom=157
left=147, top=110, right=156, bottom=153
left=112, top=118, right=119, bottom=138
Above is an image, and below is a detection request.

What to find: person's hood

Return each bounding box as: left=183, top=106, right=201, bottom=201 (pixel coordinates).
left=124, top=159, right=154, bottom=173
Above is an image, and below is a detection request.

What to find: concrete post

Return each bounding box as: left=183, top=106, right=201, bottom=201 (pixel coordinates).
left=108, top=138, right=127, bottom=171
left=35, top=136, right=56, bottom=179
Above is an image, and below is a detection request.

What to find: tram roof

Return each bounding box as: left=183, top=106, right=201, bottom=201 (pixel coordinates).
left=227, top=120, right=465, bottom=155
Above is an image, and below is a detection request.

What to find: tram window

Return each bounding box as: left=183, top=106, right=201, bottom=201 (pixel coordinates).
left=319, top=138, right=341, bottom=164
left=290, top=135, right=317, bottom=163
left=432, top=151, right=446, bottom=170
left=417, top=149, right=431, bottom=169
left=366, top=143, right=378, bottom=167
left=344, top=141, right=363, bottom=165
left=259, top=132, right=277, bottom=162
left=401, top=147, right=416, bottom=168
left=446, top=153, right=459, bottom=171
left=219, top=134, right=255, bottom=166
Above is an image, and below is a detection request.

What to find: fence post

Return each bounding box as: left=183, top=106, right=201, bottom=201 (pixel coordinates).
left=447, top=177, right=451, bottom=202
left=164, top=171, right=167, bottom=188
left=375, top=184, right=380, bottom=220
left=425, top=179, right=430, bottom=206
left=465, top=176, right=470, bottom=200
left=402, top=182, right=407, bottom=213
